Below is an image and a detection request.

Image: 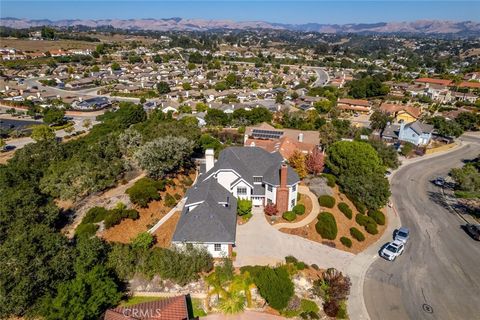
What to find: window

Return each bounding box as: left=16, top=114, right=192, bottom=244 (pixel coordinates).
left=253, top=176, right=263, bottom=183
left=237, top=187, right=247, bottom=195
left=268, top=185, right=273, bottom=192
left=291, top=199, right=296, bottom=207
left=292, top=184, right=296, bottom=192
left=267, top=199, right=273, bottom=204
left=214, top=244, right=222, bottom=251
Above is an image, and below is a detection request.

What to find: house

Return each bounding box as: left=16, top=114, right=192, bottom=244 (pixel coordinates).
left=337, top=98, right=371, bottom=113
left=382, top=121, right=433, bottom=146
left=379, top=103, right=422, bottom=123
left=73, top=96, right=111, bottom=110
left=104, top=295, right=190, bottom=320
left=172, top=147, right=300, bottom=258
left=244, top=122, right=319, bottom=159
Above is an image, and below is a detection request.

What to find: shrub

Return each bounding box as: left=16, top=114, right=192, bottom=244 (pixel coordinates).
left=131, top=232, right=155, bottom=250
left=301, top=299, right=319, bottom=314
left=292, top=204, right=306, bottom=215
left=338, top=202, right=352, bottom=219
left=340, top=237, right=352, bottom=248
left=104, top=208, right=139, bottom=229
left=181, top=176, right=193, bottom=186
left=350, top=227, right=365, bottom=242
left=83, top=207, right=108, bottom=224
left=75, top=223, right=99, bottom=238
left=315, top=212, right=338, bottom=240
left=323, top=299, right=340, bottom=317
left=368, top=210, right=385, bottom=225
left=295, top=261, right=307, bottom=271
left=318, top=195, right=336, bottom=208
left=355, top=213, right=369, bottom=227
left=164, top=193, right=177, bottom=207
left=365, top=222, right=379, bottom=235
left=351, top=198, right=367, bottom=214
left=285, top=255, right=298, bottom=264
left=321, top=173, right=336, bottom=187
left=336, top=300, right=348, bottom=319
left=311, top=264, right=319, bottom=270
left=283, top=211, right=296, bottom=222
left=174, top=193, right=182, bottom=200
left=237, top=199, right=252, bottom=216
left=249, top=266, right=294, bottom=311
left=126, top=177, right=164, bottom=207
left=264, top=203, right=278, bottom=216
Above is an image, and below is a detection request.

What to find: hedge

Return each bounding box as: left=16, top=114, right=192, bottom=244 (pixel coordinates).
left=315, top=212, right=338, bottom=240
left=350, top=227, right=365, bottom=242
left=321, top=173, right=336, bottom=187
left=355, top=213, right=368, bottom=226
left=318, top=195, right=336, bottom=208
left=340, top=236, right=352, bottom=248
left=366, top=223, right=379, bottom=235
left=293, top=204, right=306, bottom=215
left=368, top=210, right=385, bottom=225
left=338, top=202, right=352, bottom=219
left=283, top=211, right=296, bottom=222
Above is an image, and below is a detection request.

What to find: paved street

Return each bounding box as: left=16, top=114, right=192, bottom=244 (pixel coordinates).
left=364, top=138, right=480, bottom=320
left=312, top=67, right=329, bottom=87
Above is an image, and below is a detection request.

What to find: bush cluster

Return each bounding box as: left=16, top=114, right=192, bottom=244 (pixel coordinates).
left=321, top=173, right=336, bottom=187
left=315, top=212, right=338, bottom=240
left=104, top=208, right=139, bottom=229
left=340, top=237, right=352, bottom=248
left=337, top=202, right=352, bottom=219
left=355, top=214, right=378, bottom=235
left=283, top=211, right=296, bottom=222
left=368, top=210, right=386, bottom=225
left=292, top=204, right=306, bottom=215
left=164, top=193, right=177, bottom=207
left=126, top=177, right=166, bottom=207
left=77, top=205, right=140, bottom=233
left=350, top=227, right=365, bottom=242
left=318, top=195, right=336, bottom=208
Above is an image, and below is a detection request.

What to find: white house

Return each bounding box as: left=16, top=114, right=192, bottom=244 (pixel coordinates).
left=172, top=147, right=300, bottom=258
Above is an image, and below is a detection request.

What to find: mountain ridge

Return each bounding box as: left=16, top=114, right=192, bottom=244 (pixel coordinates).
left=1, top=17, right=479, bottom=35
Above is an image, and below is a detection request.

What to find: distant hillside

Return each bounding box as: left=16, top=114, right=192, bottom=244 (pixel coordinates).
left=1, top=17, right=479, bottom=35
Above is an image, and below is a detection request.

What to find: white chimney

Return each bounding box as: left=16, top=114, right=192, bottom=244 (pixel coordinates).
left=298, top=133, right=304, bottom=142
left=205, top=148, right=215, bottom=172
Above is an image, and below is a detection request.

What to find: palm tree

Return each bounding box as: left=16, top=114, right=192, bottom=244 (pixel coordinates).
left=229, top=272, right=255, bottom=308
left=217, top=291, right=246, bottom=314
left=205, top=272, right=227, bottom=311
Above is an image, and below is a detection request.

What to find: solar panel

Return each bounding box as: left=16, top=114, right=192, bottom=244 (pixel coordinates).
left=252, top=129, right=284, bottom=140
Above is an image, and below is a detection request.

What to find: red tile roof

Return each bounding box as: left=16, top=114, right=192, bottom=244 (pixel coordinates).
left=379, top=103, right=422, bottom=119
left=337, top=98, right=370, bottom=107
left=415, top=78, right=453, bottom=86
left=104, top=296, right=189, bottom=320
left=458, top=81, right=480, bottom=89
left=245, top=136, right=315, bottom=160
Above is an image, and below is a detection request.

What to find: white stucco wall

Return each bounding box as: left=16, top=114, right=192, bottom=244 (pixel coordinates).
left=232, top=181, right=252, bottom=200
left=172, top=242, right=230, bottom=258
left=288, top=183, right=299, bottom=211
left=265, top=184, right=277, bottom=204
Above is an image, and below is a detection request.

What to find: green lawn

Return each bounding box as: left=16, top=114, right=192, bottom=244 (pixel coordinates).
left=192, top=298, right=207, bottom=317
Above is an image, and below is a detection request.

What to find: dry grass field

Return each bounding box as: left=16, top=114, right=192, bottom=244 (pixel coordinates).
left=0, top=38, right=97, bottom=52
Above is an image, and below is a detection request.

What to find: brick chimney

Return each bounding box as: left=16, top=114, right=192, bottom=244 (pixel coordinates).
left=276, top=164, right=289, bottom=214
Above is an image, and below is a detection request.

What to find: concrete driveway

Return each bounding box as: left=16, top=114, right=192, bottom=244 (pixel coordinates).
left=234, top=206, right=354, bottom=272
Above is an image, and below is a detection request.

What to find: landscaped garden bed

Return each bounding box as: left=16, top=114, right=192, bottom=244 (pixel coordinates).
left=100, top=171, right=195, bottom=243
left=280, top=185, right=387, bottom=254
left=267, top=192, right=312, bottom=224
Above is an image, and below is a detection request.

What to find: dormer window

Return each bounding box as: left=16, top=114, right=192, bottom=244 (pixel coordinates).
left=253, top=176, right=262, bottom=184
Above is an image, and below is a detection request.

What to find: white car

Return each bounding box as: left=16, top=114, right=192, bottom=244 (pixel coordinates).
left=395, top=227, right=410, bottom=244
left=380, top=240, right=405, bottom=261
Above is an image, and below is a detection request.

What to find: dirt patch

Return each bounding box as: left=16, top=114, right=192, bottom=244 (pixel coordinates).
left=153, top=211, right=181, bottom=248
left=0, top=151, right=14, bottom=164
left=0, top=38, right=97, bottom=52
left=280, top=185, right=387, bottom=254
left=270, top=192, right=313, bottom=225
left=100, top=172, right=195, bottom=244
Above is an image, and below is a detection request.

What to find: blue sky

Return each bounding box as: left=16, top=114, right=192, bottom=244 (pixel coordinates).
left=1, top=1, right=479, bottom=24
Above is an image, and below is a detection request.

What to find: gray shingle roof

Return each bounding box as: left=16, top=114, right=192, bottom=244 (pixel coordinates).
left=406, top=121, right=434, bottom=135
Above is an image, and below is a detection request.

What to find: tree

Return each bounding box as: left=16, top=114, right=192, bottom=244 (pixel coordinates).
left=135, top=136, right=195, bottom=178
left=305, top=148, right=325, bottom=175
left=156, top=81, right=171, bottom=94
left=327, top=141, right=390, bottom=210
left=152, top=54, right=162, bottom=64
left=43, top=107, right=65, bottom=125
left=318, top=122, right=338, bottom=149
left=427, top=116, right=464, bottom=137
left=41, top=266, right=122, bottom=320
left=41, top=26, right=55, bottom=39
left=367, top=140, right=400, bottom=169
left=451, top=164, right=480, bottom=192
left=369, top=110, right=392, bottom=130
left=205, top=108, right=229, bottom=126
left=217, top=291, right=246, bottom=314
left=82, top=119, right=92, bottom=129
left=456, top=112, right=480, bottom=131
left=288, top=150, right=308, bottom=179
left=182, top=82, right=192, bottom=90
left=31, top=124, right=55, bottom=142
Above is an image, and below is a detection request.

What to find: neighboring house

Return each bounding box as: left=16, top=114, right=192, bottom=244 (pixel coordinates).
left=337, top=98, right=371, bottom=114
left=172, top=147, right=300, bottom=258
left=244, top=122, right=319, bottom=159
left=72, top=96, right=111, bottom=110
left=382, top=121, right=433, bottom=146
left=379, top=103, right=422, bottom=123
left=104, top=295, right=190, bottom=320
